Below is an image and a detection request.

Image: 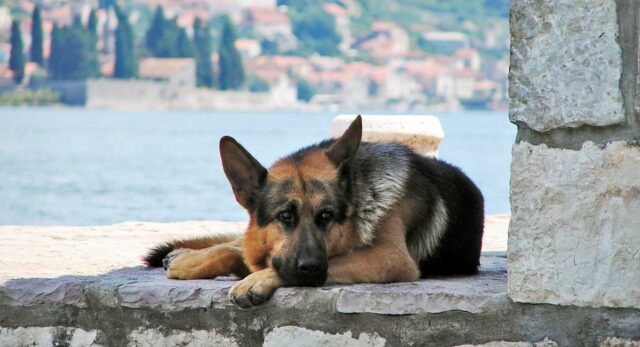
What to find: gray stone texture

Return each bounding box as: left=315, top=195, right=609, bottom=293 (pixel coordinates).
left=263, top=327, right=386, bottom=347
left=509, top=0, right=626, bottom=132
left=0, top=257, right=507, bottom=314
left=0, top=327, right=101, bottom=347
left=509, top=141, right=640, bottom=309
left=455, top=337, right=558, bottom=347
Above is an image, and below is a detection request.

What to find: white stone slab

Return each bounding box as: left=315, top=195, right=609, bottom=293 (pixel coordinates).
left=330, top=115, right=444, bottom=157
left=509, top=0, right=625, bottom=131
left=0, top=327, right=101, bottom=347
left=127, top=328, right=238, bottom=347
left=263, top=326, right=386, bottom=347
left=509, top=141, right=640, bottom=308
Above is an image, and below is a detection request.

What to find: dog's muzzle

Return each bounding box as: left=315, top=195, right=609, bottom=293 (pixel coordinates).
left=272, top=255, right=328, bottom=286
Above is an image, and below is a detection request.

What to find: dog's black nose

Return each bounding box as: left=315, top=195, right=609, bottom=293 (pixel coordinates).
left=297, top=256, right=322, bottom=274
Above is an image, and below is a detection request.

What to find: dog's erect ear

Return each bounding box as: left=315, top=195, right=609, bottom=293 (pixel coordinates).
left=220, top=136, right=267, bottom=211
left=326, top=115, right=362, bottom=167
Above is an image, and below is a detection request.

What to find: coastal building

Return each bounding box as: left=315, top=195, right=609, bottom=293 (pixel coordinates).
left=235, top=39, right=261, bottom=59
left=451, top=69, right=479, bottom=100
left=357, top=21, right=409, bottom=59
left=454, top=48, right=481, bottom=72
left=138, top=58, right=196, bottom=88
left=0, top=6, right=11, bottom=34
left=422, top=31, right=469, bottom=54
left=247, top=55, right=313, bottom=81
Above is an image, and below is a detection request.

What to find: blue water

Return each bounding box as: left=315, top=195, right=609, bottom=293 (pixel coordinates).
left=0, top=108, right=515, bottom=225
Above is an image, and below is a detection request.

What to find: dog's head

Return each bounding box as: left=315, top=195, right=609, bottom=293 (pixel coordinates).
left=220, top=116, right=363, bottom=286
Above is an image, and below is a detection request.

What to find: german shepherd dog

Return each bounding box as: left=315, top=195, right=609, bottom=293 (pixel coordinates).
left=144, top=116, right=484, bottom=308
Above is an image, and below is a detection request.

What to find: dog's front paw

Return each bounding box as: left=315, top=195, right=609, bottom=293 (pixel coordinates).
left=164, top=249, right=201, bottom=280
left=162, top=248, right=192, bottom=270
left=229, top=269, right=281, bottom=309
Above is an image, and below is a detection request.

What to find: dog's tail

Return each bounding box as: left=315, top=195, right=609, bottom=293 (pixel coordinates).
left=142, top=233, right=241, bottom=267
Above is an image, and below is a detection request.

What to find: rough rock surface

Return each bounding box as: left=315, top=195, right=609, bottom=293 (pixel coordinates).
left=509, top=0, right=625, bottom=131
left=455, top=337, right=558, bottom=347
left=0, top=327, right=101, bottom=347
left=598, top=337, right=640, bottom=347
left=0, top=257, right=507, bottom=313
left=509, top=141, right=640, bottom=309
left=127, top=328, right=239, bottom=347
left=263, top=326, right=386, bottom=347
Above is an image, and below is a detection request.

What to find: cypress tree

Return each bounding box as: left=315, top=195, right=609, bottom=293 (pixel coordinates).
left=87, top=10, right=100, bottom=77
left=48, top=24, right=60, bottom=77
left=114, top=6, right=137, bottom=78
left=145, top=6, right=165, bottom=54
left=30, top=6, right=44, bottom=66
left=9, top=20, right=25, bottom=84
left=155, top=19, right=180, bottom=57
left=87, top=9, right=98, bottom=35
left=72, top=15, right=83, bottom=29
left=47, top=25, right=99, bottom=79
left=218, top=16, right=244, bottom=90
left=176, top=27, right=194, bottom=57
left=193, top=18, right=214, bottom=88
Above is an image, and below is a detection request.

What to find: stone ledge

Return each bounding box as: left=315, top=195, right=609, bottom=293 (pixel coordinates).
left=0, top=256, right=506, bottom=313
left=1, top=217, right=639, bottom=346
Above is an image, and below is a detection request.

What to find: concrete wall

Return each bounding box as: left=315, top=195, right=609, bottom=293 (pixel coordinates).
left=84, top=79, right=299, bottom=111
left=30, top=78, right=298, bottom=111
left=508, top=0, right=640, bottom=309
left=30, top=80, right=88, bottom=105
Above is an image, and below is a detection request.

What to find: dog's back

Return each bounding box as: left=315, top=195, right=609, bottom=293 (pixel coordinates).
left=350, top=141, right=484, bottom=277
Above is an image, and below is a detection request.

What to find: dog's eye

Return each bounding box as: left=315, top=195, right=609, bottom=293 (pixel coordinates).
left=319, top=211, right=334, bottom=223
left=277, top=211, right=293, bottom=223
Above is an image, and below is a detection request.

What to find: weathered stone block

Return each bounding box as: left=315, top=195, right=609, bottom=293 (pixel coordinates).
left=598, top=337, right=640, bottom=347
left=509, top=0, right=625, bottom=131
left=330, top=115, right=444, bottom=157
left=509, top=141, right=640, bottom=308
left=0, top=327, right=101, bottom=347
left=263, top=327, right=386, bottom=347
left=127, top=328, right=238, bottom=347
left=455, top=337, right=558, bottom=347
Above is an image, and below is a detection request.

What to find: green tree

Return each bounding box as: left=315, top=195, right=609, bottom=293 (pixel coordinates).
left=87, top=10, right=101, bottom=77
left=72, top=15, right=83, bottom=29
left=217, top=16, right=244, bottom=90
left=296, top=79, right=315, bottom=102
left=145, top=7, right=194, bottom=58
left=9, top=20, right=25, bottom=84
left=114, top=6, right=138, bottom=78
left=176, top=27, right=194, bottom=57
left=48, top=24, right=61, bottom=77
left=30, top=6, right=44, bottom=66
left=290, top=4, right=341, bottom=56
left=145, top=6, right=165, bottom=54
left=87, top=9, right=98, bottom=35
left=193, top=18, right=215, bottom=88
left=48, top=24, right=100, bottom=79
